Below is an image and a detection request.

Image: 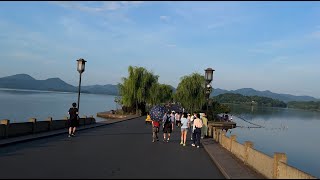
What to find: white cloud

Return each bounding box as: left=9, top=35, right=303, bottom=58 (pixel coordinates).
left=309, top=30, right=320, bottom=39
left=207, top=22, right=226, bottom=29
left=270, top=56, right=289, bottom=63
left=160, top=15, right=170, bottom=22
left=166, top=44, right=176, bottom=47
left=51, top=1, right=143, bottom=13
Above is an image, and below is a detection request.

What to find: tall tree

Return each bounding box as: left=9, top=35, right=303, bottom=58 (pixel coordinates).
left=118, top=66, right=159, bottom=115
left=148, top=83, right=173, bottom=106
left=174, top=73, right=206, bottom=113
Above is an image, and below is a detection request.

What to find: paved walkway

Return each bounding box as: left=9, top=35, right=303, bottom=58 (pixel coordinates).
left=0, top=116, right=224, bottom=179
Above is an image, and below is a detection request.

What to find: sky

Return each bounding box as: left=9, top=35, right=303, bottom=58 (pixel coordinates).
left=0, top=1, right=320, bottom=98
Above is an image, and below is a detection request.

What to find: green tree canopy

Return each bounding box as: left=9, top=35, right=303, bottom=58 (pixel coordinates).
left=174, top=73, right=206, bottom=113
left=148, top=83, right=173, bottom=106
left=118, top=66, right=159, bottom=114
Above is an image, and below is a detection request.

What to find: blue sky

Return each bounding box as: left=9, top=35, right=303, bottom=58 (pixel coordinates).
left=1, top=1, right=320, bottom=98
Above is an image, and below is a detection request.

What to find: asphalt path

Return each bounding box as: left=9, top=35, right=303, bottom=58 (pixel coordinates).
left=0, top=117, right=224, bottom=179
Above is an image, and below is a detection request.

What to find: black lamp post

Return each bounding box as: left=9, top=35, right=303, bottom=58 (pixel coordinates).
left=204, top=68, right=215, bottom=117
left=76, top=58, right=86, bottom=112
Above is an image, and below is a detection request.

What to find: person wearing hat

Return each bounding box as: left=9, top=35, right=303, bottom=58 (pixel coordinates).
left=201, top=113, right=208, bottom=139
left=68, top=102, right=79, bottom=137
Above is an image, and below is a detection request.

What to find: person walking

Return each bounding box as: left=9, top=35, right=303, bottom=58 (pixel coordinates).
left=201, top=113, right=208, bottom=139
left=175, top=112, right=181, bottom=127
left=180, top=113, right=189, bottom=146
left=162, top=111, right=174, bottom=142
left=152, top=119, right=160, bottom=142
left=191, top=113, right=203, bottom=148
left=190, top=113, right=196, bottom=140
left=68, top=102, right=79, bottom=137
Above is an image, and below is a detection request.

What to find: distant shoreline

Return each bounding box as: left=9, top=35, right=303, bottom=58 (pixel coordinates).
left=0, top=88, right=117, bottom=96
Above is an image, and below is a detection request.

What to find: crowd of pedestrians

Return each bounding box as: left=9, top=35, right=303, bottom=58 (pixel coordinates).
left=150, top=110, right=209, bottom=148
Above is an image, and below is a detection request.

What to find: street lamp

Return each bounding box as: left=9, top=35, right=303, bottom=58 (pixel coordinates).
left=76, top=58, right=86, bottom=112
left=204, top=68, right=215, bottom=118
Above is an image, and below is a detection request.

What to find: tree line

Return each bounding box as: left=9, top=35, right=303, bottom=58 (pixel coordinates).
left=213, top=93, right=287, bottom=108
left=287, top=101, right=320, bottom=111
left=116, top=66, right=318, bottom=119
left=116, top=66, right=229, bottom=120
left=214, top=93, right=320, bottom=111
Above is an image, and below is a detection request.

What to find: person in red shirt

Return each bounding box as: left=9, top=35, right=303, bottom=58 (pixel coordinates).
left=152, top=119, right=160, bottom=142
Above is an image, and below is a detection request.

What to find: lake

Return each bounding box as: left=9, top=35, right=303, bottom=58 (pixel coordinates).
left=227, top=104, right=320, bottom=178
left=0, top=89, right=319, bottom=178
left=0, top=88, right=118, bottom=123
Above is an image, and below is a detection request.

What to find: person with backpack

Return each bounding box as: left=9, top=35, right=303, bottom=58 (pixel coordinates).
left=162, top=111, right=174, bottom=142
left=152, top=118, right=160, bottom=142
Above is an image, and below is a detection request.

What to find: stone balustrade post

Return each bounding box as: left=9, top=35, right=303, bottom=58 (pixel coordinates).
left=89, top=115, right=95, bottom=124
left=64, top=116, right=69, bottom=128
left=28, top=118, right=37, bottom=134
left=273, top=152, right=287, bottom=179
left=83, top=115, right=87, bottom=125
left=215, top=128, right=219, bottom=142
left=207, top=125, right=213, bottom=137
left=46, top=117, right=53, bottom=131
left=230, top=135, right=237, bottom=152
left=0, top=119, right=10, bottom=138
left=220, top=130, right=226, bottom=144
left=244, top=141, right=254, bottom=165
left=215, top=128, right=220, bottom=142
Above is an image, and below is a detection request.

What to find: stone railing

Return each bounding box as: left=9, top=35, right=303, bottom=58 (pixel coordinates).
left=208, top=125, right=317, bottom=179
left=0, top=116, right=96, bottom=139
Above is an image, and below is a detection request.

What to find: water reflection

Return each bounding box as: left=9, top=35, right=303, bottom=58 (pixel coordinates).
left=226, top=104, right=320, bottom=178
left=0, top=89, right=117, bottom=123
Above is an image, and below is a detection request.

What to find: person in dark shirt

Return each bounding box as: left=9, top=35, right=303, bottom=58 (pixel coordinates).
left=68, top=102, right=79, bottom=137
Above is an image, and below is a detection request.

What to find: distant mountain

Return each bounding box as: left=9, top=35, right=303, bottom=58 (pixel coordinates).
left=0, top=74, right=77, bottom=92
left=0, top=74, right=118, bottom=95
left=211, top=88, right=318, bottom=102
left=0, top=74, right=318, bottom=102
left=82, top=84, right=119, bottom=96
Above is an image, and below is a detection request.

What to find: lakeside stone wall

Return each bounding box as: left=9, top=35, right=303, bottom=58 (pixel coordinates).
left=209, top=126, right=317, bottom=179
left=0, top=116, right=95, bottom=139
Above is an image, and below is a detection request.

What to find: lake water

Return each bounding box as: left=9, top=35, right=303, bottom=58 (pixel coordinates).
left=0, top=89, right=319, bottom=178
left=227, top=104, right=320, bottom=178
left=0, top=88, right=118, bottom=123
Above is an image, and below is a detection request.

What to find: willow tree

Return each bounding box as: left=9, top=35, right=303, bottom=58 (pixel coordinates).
left=174, top=73, right=206, bottom=113
left=148, top=83, right=173, bottom=106
left=118, top=66, right=159, bottom=115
